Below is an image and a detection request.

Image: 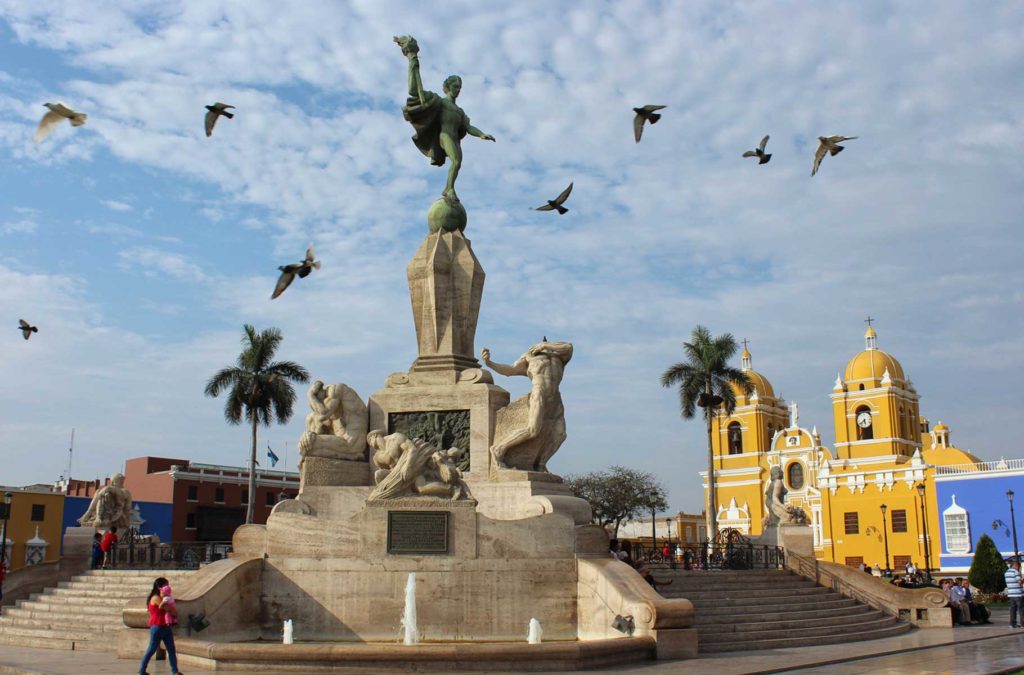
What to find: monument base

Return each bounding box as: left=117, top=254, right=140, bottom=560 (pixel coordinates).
left=299, top=457, right=372, bottom=491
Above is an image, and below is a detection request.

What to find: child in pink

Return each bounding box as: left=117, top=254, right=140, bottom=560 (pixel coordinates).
left=160, top=584, right=178, bottom=626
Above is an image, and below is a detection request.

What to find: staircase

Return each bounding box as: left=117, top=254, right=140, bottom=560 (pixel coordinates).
left=0, top=569, right=195, bottom=651
left=651, top=566, right=911, bottom=653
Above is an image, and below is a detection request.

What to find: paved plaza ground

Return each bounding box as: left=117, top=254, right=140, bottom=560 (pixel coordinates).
left=0, top=611, right=1021, bottom=674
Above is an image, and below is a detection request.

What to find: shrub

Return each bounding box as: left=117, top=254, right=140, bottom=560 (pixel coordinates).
left=969, top=534, right=1007, bottom=594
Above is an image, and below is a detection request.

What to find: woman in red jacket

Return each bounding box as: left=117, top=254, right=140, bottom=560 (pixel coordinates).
left=138, top=576, right=183, bottom=675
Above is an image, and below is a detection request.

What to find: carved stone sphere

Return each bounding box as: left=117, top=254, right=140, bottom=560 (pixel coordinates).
left=427, top=197, right=467, bottom=233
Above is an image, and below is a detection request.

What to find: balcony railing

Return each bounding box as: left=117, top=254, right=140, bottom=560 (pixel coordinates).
left=934, top=458, right=1024, bottom=476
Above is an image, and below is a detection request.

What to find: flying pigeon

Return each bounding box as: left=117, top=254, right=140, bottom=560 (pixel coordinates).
left=535, top=182, right=573, bottom=215
left=632, top=105, right=666, bottom=143
left=811, top=135, right=858, bottom=176
left=743, top=135, right=772, bottom=164
left=271, top=245, right=321, bottom=299
left=34, top=102, right=87, bottom=143
left=18, top=319, right=38, bottom=340
left=205, top=103, right=235, bottom=137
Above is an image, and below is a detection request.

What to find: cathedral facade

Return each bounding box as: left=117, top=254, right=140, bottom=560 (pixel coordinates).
left=702, top=325, right=983, bottom=571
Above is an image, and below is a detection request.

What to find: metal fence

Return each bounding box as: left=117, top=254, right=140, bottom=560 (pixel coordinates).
left=107, top=540, right=232, bottom=569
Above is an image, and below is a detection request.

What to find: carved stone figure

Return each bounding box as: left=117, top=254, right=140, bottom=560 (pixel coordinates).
left=77, top=473, right=133, bottom=530
left=762, top=465, right=809, bottom=528
left=366, top=430, right=468, bottom=500
left=482, top=340, right=573, bottom=472
left=394, top=34, right=494, bottom=231
left=298, top=381, right=368, bottom=466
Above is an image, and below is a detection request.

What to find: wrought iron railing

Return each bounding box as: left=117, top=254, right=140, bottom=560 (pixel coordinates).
left=647, top=529, right=785, bottom=570
left=107, top=540, right=232, bottom=569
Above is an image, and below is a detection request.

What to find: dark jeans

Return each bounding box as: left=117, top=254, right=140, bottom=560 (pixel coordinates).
left=139, top=625, right=178, bottom=674
left=1010, top=597, right=1024, bottom=627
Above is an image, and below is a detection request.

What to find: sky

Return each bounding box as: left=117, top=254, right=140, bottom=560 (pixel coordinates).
left=0, top=1, right=1022, bottom=513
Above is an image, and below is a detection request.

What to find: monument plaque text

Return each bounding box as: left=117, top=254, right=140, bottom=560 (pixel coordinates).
left=387, top=511, right=450, bottom=554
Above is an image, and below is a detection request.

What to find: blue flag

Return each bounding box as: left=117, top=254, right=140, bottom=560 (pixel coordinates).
left=267, top=444, right=279, bottom=467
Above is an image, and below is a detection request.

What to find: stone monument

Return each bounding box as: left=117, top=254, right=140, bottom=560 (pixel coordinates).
left=77, top=472, right=133, bottom=530
left=119, top=37, right=697, bottom=669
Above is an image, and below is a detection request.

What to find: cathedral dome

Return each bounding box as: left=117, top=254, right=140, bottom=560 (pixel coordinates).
left=843, top=325, right=906, bottom=384
left=735, top=345, right=776, bottom=400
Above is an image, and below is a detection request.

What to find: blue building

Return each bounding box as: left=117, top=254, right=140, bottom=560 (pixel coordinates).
left=934, top=458, right=1024, bottom=572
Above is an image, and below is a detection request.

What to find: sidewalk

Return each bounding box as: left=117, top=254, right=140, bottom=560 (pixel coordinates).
left=1, top=615, right=1021, bottom=674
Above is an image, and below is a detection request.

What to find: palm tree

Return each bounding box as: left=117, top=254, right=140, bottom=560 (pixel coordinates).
left=661, top=325, right=751, bottom=543
left=205, top=325, right=310, bottom=524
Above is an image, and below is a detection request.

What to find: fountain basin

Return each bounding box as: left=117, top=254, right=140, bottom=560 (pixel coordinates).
left=172, top=636, right=657, bottom=672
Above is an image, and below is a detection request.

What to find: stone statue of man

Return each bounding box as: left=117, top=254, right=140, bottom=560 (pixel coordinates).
left=78, top=472, right=133, bottom=530
left=482, top=340, right=573, bottom=472
left=394, top=35, right=495, bottom=203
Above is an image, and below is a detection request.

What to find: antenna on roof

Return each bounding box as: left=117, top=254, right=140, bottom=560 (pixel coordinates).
left=66, top=428, right=75, bottom=483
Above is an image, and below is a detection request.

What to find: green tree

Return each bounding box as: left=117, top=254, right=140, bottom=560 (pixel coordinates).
left=969, top=534, right=1007, bottom=594
left=565, top=466, right=668, bottom=537
left=661, top=326, right=751, bottom=543
left=205, top=325, right=310, bottom=524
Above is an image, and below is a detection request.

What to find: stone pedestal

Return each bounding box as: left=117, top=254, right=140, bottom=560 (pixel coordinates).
left=299, top=457, right=372, bottom=490
left=406, top=230, right=484, bottom=383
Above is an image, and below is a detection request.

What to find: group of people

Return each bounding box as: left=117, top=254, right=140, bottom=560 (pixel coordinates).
left=939, top=577, right=992, bottom=625
left=90, top=526, right=118, bottom=569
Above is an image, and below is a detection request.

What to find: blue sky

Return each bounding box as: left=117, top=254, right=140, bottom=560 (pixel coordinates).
left=1, top=1, right=1022, bottom=513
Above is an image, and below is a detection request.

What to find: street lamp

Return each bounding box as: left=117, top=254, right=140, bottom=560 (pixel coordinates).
left=666, top=517, right=676, bottom=569
left=649, top=491, right=658, bottom=561
left=1, top=492, right=12, bottom=576
left=916, top=484, right=932, bottom=582
left=880, top=504, right=891, bottom=578
left=1008, top=489, right=1020, bottom=565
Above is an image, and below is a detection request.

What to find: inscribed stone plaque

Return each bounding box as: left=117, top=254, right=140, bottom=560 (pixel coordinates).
left=387, top=511, right=450, bottom=554
left=388, top=410, right=471, bottom=471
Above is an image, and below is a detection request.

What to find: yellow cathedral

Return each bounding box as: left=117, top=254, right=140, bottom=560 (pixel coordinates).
left=701, top=324, right=981, bottom=571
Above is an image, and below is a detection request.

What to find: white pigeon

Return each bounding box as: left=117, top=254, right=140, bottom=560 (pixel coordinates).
left=35, top=102, right=88, bottom=143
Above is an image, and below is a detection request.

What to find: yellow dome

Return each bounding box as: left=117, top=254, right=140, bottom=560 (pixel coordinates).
left=933, top=421, right=949, bottom=432
left=733, top=369, right=775, bottom=400
left=844, top=349, right=905, bottom=383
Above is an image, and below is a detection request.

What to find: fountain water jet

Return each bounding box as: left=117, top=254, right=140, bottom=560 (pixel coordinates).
left=401, top=573, right=418, bottom=645
left=527, top=618, right=542, bottom=644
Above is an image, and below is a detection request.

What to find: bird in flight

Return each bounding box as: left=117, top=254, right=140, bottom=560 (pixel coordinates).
left=271, top=245, right=321, bottom=299
left=34, top=102, right=87, bottom=143
left=18, top=319, right=38, bottom=340
left=633, top=105, right=666, bottom=143
left=535, top=182, right=573, bottom=215
left=743, top=135, right=772, bottom=164
left=811, top=135, right=858, bottom=176
left=205, top=103, right=235, bottom=137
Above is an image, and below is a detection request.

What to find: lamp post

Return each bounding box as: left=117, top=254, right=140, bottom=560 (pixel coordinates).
left=649, top=491, right=658, bottom=561
left=1, top=492, right=11, bottom=577
left=880, top=503, right=891, bottom=578
left=1008, top=489, right=1020, bottom=565
left=916, top=483, right=932, bottom=582
left=666, top=517, right=676, bottom=569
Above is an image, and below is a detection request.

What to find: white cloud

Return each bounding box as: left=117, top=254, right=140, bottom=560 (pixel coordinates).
left=100, top=199, right=132, bottom=212
left=118, top=245, right=206, bottom=281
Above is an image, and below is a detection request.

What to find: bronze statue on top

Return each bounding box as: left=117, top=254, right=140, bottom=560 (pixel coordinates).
left=394, top=35, right=495, bottom=232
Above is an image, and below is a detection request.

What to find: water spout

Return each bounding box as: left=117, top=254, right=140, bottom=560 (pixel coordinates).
left=283, top=619, right=294, bottom=644
left=527, top=618, right=542, bottom=644
left=401, top=573, right=418, bottom=645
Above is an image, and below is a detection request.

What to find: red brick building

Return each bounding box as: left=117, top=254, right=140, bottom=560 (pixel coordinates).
left=122, top=457, right=299, bottom=542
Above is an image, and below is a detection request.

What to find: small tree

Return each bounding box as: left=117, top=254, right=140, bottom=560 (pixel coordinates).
left=968, top=534, right=1006, bottom=594
left=565, top=465, right=668, bottom=536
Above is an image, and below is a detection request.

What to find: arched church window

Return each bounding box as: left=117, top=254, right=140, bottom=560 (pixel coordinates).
left=787, top=462, right=804, bottom=490
left=728, top=422, right=743, bottom=455
left=856, top=406, right=873, bottom=440
left=858, top=384, right=865, bottom=391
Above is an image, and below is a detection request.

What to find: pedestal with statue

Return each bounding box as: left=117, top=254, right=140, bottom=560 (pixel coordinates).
left=118, top=37, right=696, bottom=671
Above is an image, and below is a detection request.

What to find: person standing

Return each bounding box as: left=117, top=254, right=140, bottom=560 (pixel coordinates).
left=1005, top=560, right=1024, bottom=628
left=138, top=576, right=183, bottom=675
left=90, top=532, right=103, bottom=570
left=100, top=526, right=118, bottom=569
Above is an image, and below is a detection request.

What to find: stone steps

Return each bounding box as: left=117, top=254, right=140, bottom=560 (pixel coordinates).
left=658, top=568, right=913, bottom=653
left=0, top=568, right=196, bottom=651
